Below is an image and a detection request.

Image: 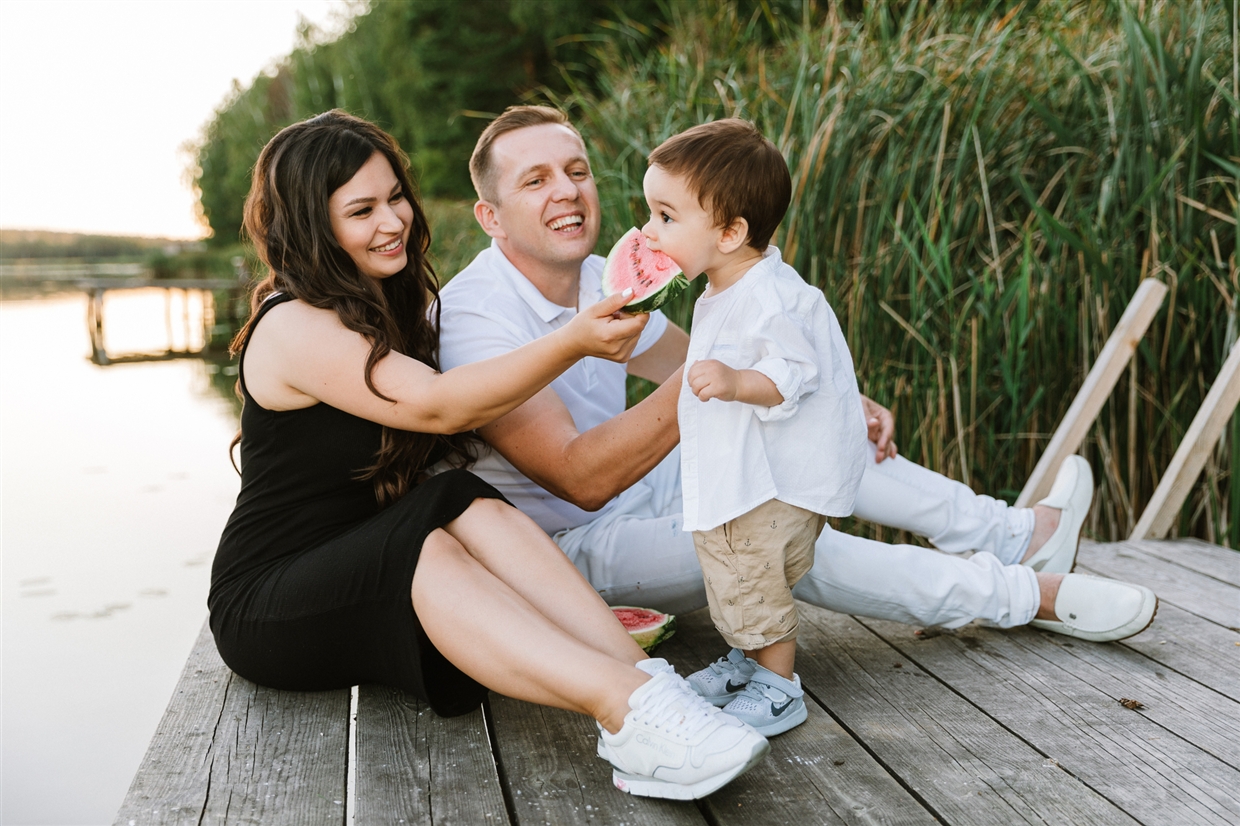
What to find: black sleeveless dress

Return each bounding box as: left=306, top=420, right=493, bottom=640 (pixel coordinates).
left=209, top=293, right=502, bottom=716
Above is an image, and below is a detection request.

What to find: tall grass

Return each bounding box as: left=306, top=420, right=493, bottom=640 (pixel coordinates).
left=556, top=0, right=1238, bottom=545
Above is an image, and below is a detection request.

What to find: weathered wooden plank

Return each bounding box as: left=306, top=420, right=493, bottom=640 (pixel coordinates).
left=1119, top=538, right=1240, bottom=589
left=114, top=621, right=350, bottom=826
left=661, top=609, right=938, bottom=826
left=792, top=604, right=1137, bottom=826
left=1116, top=601, right=1240, bottom=703
left=1076, top=541, right=1240, bottom=628
left=353, top=685, right=507, bottom=826
left=1016, top=278, right=1167, bottom=507
left=487, top=694, right=703, bottom=826
left=1131, top=341, right=1240, bottom=539
left=1025, top=628, right=1240, bottom=767
left=865, top=618, right=1240, bottom=825
left=115, top=622, right=230, bottom=825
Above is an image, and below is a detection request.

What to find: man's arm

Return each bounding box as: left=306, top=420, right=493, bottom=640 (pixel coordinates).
left=626, top=322, right=688, bottom=384
left=478, top=365, right=683, bottom=512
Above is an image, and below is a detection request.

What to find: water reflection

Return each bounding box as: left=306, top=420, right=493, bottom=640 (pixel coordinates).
left=1, top=291, right=242, bottom=825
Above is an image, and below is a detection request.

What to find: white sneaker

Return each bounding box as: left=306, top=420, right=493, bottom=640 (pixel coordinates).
left=597, top=658, right=683, bottom=760
left=601, top=671, right=769, bottom=800
left=1023, top=455, right=1092, bottom=573
left=687, top=648, right=757, bottom=707
left=1030, top=573, right=1158, bottom=642
left=720, top=666, right=807, bottom=737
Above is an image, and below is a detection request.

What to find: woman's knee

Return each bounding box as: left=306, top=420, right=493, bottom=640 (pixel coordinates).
left=412, top=530, right=471, bottom=597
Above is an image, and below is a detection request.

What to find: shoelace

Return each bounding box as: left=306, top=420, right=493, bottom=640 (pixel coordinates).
left=633, top=677, right=719, bottom=742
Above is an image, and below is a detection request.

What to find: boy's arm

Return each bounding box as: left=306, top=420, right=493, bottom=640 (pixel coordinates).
left=687, top=360, right=784, bottom=406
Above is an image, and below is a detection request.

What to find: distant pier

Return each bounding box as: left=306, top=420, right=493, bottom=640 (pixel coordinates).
left=1, top=261, right=248, bottom=365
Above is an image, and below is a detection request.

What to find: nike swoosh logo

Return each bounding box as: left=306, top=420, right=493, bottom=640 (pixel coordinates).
left=771, top=698, right=796, bottom=717
left=725, top=680, right=748, bottom=692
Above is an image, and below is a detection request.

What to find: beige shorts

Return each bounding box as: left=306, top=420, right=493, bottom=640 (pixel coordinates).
left=692, top=499, right=827, bottom=650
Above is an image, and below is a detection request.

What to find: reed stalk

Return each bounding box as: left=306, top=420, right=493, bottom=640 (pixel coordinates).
left=560, top=0, right=1237, bottom=545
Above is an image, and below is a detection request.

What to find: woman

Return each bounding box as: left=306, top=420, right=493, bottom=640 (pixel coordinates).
left=207, top=110, right=767, bottom=801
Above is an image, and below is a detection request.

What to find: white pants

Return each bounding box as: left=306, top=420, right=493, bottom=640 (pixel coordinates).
left=555, top=445, right=1040, bottom=629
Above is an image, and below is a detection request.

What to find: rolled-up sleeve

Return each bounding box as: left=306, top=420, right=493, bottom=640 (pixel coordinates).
left=747, top=309, right=820, bottom=422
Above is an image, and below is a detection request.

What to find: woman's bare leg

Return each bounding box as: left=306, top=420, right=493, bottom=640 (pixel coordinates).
left=440, top=498, right=647, bottom=665
left=412, top=528, right=645, bottom=733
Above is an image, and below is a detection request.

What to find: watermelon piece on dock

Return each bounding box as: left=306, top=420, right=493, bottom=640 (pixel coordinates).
left=601, top=227, right=688, bottom=313
left=611, top=605, right=676, bottom=653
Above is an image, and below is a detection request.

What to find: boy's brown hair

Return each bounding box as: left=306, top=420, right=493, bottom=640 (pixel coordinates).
left=647, top=119, right=791, bottom=251
left=470, top=105, right=582, bottom=204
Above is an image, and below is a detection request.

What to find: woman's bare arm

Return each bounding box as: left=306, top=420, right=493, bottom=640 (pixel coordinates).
left=244, top=293, right=646, bottom=434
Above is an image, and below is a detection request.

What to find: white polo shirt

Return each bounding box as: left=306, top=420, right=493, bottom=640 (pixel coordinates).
left=437, top=241, right=669, bottom=534
left=679, top=246, right=868, bottom=531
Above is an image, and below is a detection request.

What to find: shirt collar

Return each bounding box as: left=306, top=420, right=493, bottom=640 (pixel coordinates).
left=488, top=240, right=577, bottom=324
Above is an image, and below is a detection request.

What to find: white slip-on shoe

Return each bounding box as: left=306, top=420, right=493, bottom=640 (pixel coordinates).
left=1030, top=573, right=1158, bottom=642
left=720, top=666, right=808, bottom=737
left=602, top=671, right=769, bottom=800
left=686, top=648, right=757, bottom=707
left=1023, top=455, right=1093, bottom=573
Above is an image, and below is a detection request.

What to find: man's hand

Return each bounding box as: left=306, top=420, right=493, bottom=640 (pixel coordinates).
left=861, top=395, right=898, bottom=462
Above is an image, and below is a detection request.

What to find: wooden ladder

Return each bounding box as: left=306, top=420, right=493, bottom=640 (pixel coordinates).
left=1014, top=278, right=1240, bottom=539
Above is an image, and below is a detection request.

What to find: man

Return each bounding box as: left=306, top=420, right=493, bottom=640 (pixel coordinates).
left=438, top=105, right=1156, bottom=644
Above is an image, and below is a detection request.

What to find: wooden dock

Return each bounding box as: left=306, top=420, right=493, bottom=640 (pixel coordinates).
left=115, top=536, right=1239, bottom=825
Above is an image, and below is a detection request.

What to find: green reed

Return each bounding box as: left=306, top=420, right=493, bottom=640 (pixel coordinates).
left=556, top=0, right=1238, bottom=545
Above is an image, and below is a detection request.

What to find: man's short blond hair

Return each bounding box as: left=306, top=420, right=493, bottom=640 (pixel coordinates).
left=469, top=105, right=583, bottom=203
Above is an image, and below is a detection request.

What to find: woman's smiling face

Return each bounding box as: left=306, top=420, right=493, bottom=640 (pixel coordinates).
left=328, top=151, right=414, bottom=280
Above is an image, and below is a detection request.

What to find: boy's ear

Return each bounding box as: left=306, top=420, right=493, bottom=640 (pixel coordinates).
left=474, top=200, right=507, bottom=240
left=716, top=217, right=750, bottom=254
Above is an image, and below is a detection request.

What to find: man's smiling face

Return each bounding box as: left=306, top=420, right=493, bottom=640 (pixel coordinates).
left=482, top=123, right=601, bottom=275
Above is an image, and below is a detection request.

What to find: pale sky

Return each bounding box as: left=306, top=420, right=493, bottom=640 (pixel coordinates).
left=0, top=0, right=353, bottom=240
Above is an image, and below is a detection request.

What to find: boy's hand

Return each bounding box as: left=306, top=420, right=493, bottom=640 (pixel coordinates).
left=688, top=360, right=783, bottom=406
left=688, top=359, right=740, bottom=401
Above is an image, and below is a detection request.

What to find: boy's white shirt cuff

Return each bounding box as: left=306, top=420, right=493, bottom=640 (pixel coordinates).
left=749, top=357, right=808, bottom=422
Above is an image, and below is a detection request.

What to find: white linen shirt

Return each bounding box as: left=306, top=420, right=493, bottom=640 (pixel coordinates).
left=679, top=246, right=868, bottom=532
left=437, top=241, right=669, bottom=535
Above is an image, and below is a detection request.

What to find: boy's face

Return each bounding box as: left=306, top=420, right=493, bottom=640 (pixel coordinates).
left=641, top=164, right=722, bottom=280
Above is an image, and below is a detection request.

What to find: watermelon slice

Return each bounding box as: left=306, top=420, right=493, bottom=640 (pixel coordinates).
left=611, top=605, right=676, bottom=653
left=601, top=227, right=689, bottom=314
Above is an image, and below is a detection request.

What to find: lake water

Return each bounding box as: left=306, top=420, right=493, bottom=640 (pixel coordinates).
left=2, top=291, right=242, bottom=825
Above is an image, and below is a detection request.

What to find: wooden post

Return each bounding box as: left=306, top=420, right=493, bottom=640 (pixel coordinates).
left=87, top=288, right=109, bottom=365
left=1130, top=341, right=1240, bottom=539
left=1016, top=279, right=1168, bottom=507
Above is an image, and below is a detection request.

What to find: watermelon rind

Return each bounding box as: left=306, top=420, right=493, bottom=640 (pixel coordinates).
left=601, top=228, right=689, bottom=314
left=611, top=605, right=677, bottom=653
left=624, top=273, right=689, bottom=314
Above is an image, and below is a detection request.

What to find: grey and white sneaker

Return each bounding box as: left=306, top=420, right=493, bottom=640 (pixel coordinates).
left=687, top=648, right=757, bottom=707
left=601, top=671, right=769, bottom=800
left=720, top=666, right=807, bottom=737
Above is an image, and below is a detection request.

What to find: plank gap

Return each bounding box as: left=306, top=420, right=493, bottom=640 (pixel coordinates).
left=481, top=694, right=519, bottom=826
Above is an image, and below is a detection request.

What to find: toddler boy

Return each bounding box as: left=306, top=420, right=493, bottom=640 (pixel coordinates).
left=642, top=119, right=868, bottom=735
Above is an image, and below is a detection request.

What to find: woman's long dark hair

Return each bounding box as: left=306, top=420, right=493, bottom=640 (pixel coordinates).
left=232, top=109, right=477, bottom=505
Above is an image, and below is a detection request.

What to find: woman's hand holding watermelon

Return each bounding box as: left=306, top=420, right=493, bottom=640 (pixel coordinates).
left=559, top=289, right=649, bottom=363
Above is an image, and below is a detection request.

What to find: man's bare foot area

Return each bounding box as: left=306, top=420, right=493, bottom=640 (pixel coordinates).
left=1035, top=572, right=1064, bottom=621
left=1021, top=505, right=1061, bottom=563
